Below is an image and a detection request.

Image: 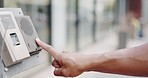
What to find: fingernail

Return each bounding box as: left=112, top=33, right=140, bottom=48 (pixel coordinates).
left=35, top=38, right=40, bottom=41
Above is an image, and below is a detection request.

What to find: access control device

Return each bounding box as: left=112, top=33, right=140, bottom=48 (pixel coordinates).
left=0, top=8, right=42, bottom=78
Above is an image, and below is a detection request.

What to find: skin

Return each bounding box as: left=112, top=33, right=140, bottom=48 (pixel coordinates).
left=35, top=38, right=148, bottom=77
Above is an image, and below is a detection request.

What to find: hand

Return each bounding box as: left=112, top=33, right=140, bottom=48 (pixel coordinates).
left=35, top=38, right=89, bottom=77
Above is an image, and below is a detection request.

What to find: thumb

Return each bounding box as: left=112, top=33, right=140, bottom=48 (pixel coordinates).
left=54, top=68, right=63, bottom=76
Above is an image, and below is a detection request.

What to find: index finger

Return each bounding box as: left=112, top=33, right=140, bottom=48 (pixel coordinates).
left=35, top=38, right=59, bottom=60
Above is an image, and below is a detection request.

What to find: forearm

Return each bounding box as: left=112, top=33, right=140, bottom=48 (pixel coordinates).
left=84, top=43, right=148, bottom=77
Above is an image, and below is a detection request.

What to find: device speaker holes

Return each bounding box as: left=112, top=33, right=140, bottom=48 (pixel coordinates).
left=20, top=18, right=33, bottom=36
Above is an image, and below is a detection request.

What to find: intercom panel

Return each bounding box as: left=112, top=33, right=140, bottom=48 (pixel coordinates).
left=0, top=8, right=24, bottom=16
left=15, top=16, right=41, bottom=55
left=0, top=8, right=42, bottom=78
left=0, top=12, right=30, bottom=67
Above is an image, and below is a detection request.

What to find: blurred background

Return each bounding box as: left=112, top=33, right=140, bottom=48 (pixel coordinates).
left=1, top=0, right=148, bottom=78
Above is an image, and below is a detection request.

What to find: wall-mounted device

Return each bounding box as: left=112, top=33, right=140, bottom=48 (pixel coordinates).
left=0, top=8, right=42, bottom=78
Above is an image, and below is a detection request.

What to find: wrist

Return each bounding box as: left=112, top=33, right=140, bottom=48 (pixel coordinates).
left=82, top=53, right=108, bottom=72
left=79, top=54, right=99, bottom=72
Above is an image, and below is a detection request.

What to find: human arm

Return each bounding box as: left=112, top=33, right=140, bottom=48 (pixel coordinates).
left=35, top=38, right=148, bottom=77
left=87, top=43, right=148, bottom=77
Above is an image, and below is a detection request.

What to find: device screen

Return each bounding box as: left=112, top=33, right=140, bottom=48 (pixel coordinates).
left=10, top=33, right=20, bottom=46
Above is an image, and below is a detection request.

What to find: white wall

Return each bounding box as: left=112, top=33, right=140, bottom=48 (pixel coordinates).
left=52, top=0, right=67, bottom=51
left=142, top=0, right=148, bottom=24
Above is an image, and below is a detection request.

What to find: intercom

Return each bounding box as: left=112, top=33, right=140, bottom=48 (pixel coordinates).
left=0, top=8, right=42, bottom=78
